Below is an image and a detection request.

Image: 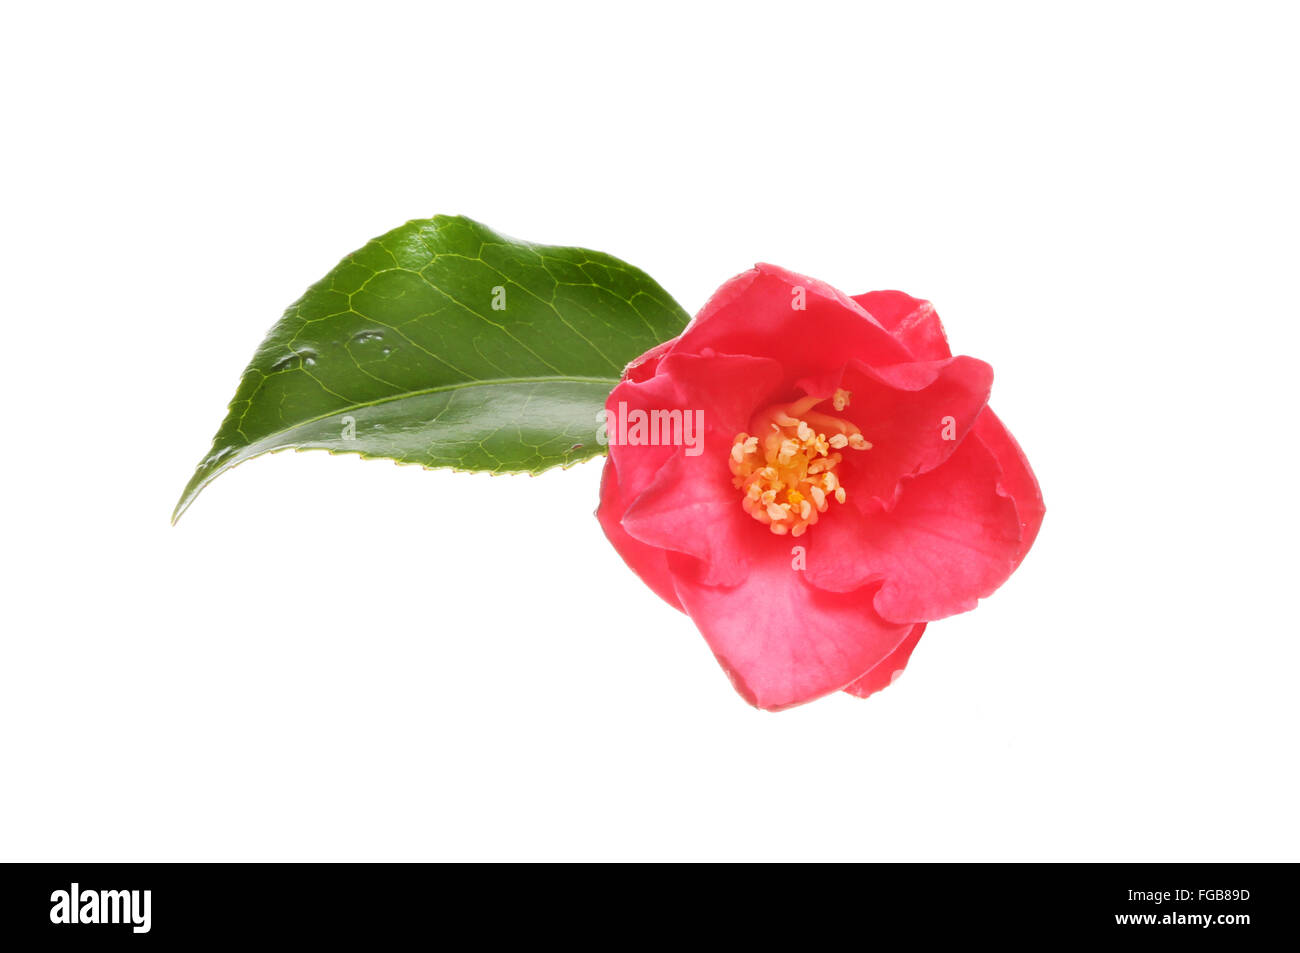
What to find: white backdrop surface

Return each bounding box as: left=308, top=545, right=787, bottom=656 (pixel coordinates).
left=1, top=1, right=1296, bottom=860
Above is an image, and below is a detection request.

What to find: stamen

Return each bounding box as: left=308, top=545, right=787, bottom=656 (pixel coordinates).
left=727, top=389, right=874, bottom=535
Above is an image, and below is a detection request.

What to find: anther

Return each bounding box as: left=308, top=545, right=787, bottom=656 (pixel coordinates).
left=727, top=390, right=874, bottom=536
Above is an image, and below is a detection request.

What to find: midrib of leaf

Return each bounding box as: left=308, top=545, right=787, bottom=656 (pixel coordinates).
left=230, top=374, right=620, bottom=443
left=172, top=374, right=620, bottom=524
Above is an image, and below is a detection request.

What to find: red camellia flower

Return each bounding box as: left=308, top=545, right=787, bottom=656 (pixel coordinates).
left=597, top=265, right=1044, bottom=710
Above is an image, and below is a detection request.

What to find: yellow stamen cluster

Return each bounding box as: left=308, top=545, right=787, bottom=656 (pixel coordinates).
left=728, top=389, right=872, bottom=536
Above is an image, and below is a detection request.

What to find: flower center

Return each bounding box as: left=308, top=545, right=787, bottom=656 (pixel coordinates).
left=729, top=389, right=872, bottom=537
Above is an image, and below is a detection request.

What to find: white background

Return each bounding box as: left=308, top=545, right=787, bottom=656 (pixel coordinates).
left=2, top=1, right=1297, bottom=861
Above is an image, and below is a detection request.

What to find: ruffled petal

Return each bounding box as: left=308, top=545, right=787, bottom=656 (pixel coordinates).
left=622, top=452, right=767, bottom=587
left=596, top=456, right=683, bottom=611
left=834, top=355, right=993, bottom=510
left=971, top=408, right=1045, bottom=567
left=803, top=431, right=1021, bottom=619
left=600, top=372, right=682, bottom=504
left=852, top=291, right=952, bottom=361
left=870, top=434, right=1023, bottom=622
left=672, top=265, right=913, bottom=378
left=669, top=549, right=916, bottom=711
left=616, top=352, right=784, bottom=587
left=621, top=336, right=677, bottom=383
left=842, top=623, right=926, bottom=698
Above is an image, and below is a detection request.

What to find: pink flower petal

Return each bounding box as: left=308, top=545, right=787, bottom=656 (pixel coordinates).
left=669, top=549, right=916, bottom=711
left=804, top=430, right=1022, bottom=621
left=596, top=456, right=683, bottom=611
left=605, top=352, right=784, bottom=588
left=622, top=452, right=768, bottom=587
left=672, top=265, right=913, bottom=377
left=871, top=434, right=1023, bottom=622
left=621, top=337, right=676, bottom=383
left=842, top=623, right=927, bottom=698
left=971, top=408, right=1045, bottom=567
left=835, top=355, right=993, bottom=510
left=852, top=290, right=952, bottom=361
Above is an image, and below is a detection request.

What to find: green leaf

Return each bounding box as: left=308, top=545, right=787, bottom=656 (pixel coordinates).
left=173, top=215, right=689, bottom=523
